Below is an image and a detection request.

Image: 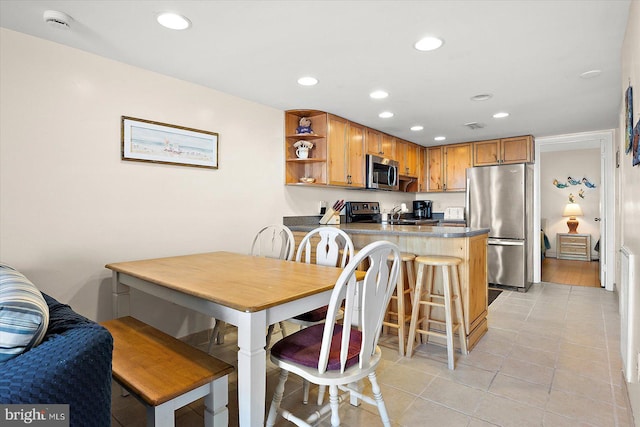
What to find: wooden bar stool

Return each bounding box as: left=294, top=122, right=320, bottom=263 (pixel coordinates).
left=406, top=255, right=468, bottom=369
left=382, top=252, right=416, bottom=355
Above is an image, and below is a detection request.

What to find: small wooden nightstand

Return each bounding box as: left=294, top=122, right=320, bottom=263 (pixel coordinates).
left=556, top=233, right=591, bottom=261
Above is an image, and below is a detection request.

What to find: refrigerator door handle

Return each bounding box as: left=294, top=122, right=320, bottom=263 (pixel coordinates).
left=488, top=239, right=525, bottom=246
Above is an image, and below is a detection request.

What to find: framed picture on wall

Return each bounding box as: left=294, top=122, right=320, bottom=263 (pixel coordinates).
left=633, top=118, right=640, bottom=167
left=121, top=116, right=218, bottom=169
left=625, top=86, right=633, bottom=154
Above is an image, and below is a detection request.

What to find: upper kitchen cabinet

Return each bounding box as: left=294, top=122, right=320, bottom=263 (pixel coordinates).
left=366, top=128, right=395, bottom=159
left=396, top=139, right=420, bottom=177
left=425, top=143, right=472, bottom=192
left=445, top=143, right=472, bottom=191
left=473, top=135, right=534, bottom=166
left=327, top=115, right=365, bottom=187
left=285, top=110, right=328, bottom=185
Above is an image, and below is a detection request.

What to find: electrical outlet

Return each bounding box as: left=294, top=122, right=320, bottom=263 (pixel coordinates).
left=319, top=201, right=327, bottom=214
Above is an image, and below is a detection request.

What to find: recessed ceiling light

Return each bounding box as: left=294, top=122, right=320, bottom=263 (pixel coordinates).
left=370, top=90, right=389, bottom=99
left=434, top=136, right=446, bottom=141
left=157, top=12, right=191, bottom=30
left=580, top=69, right=602, bottom=79
left=379, top=111, right=394, bottom=119
left=410, top=125, right=424, bottom=131
left=297, top=76, right=318, bottom=86
left=471, top=94, right=493, bottom=101
left=493, top=112, right=509, bottom=118
left=414, top=36, right=444, bottom=51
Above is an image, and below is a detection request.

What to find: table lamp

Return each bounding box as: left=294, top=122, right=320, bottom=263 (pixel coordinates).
left=562, top=203, right=583, bottom=234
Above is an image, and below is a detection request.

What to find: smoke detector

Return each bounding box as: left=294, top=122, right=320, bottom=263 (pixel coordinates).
left=464, top=122, right=485, bottom=130
left=43, top=10, right=73, bottom=30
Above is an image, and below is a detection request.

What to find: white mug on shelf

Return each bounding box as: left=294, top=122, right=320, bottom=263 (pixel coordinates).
left=295, top=147, right=309, bottom=159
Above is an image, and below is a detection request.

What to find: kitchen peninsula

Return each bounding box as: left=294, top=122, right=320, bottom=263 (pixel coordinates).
left=284, top=220, right=490, bottom=350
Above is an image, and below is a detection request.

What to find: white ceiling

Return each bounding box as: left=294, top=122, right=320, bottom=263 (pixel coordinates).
left=0, top=0, right=631, bottom=146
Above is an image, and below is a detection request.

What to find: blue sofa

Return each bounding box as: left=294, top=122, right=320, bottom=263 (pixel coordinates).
left=0, top=293, right=113, bottom=427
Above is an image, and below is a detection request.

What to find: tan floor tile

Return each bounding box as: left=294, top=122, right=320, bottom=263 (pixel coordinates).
left=377, top=362, right=435, bottom=395
left=508, top=343, right=557, bottom=368
left=500, top=357, right=555, bottom=387
left=396, top=396, right=470, bottom=427
left=555, top=351, right=612, bottom=384
left=458, top=347, right=505, bottom=372
left=552, top=368, right=614, bottom=403
left=489, top=373, right=550, bottom=408
left=543, top=410, right=603, bottom=427
left=436, top=362, right=497, bottom=391
left=474, top=393, right=545, bottom=427
left=546, top=388, right=616, bottom=427
left=420, top=376, right=485, bottom=415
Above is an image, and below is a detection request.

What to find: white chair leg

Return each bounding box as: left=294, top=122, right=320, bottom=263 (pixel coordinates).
left=302, top=379, right=310, bottom=404
left=368, top=372, right=391, bottom=427
left=266, top=370, right=289, bottom=427
left=317, top=385, right=326, bottom=405
left=329, top=385, right=341, bottom=427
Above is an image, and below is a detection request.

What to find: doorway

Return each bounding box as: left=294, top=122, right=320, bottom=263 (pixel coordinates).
left=539, top=147, right=602, bottom=286
left=541, top=258, right=601, bottom=287
left=533, top=130, right=615, bottom=291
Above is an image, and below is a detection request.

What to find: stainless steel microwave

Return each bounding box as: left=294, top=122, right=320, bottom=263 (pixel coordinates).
left=366, top=154, right=399, bottom=191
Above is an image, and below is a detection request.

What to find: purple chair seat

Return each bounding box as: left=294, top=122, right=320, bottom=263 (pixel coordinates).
left=292, top=305, right=328, bottom=323
left=270, top=324, right=362, bottom=371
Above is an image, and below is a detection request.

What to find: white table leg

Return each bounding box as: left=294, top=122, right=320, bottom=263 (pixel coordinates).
left=236, top=310, right=267, bottom=427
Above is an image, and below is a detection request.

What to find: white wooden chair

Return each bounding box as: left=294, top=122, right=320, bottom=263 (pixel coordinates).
left=208, top=224, right=295, bottom=351
left=266, top=240, right=400, bottom=427
left=289, top=227, right=354, bottom=404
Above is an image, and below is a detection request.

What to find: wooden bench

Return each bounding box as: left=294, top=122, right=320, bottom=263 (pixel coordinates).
left=101, top=316, right=234, bottom=427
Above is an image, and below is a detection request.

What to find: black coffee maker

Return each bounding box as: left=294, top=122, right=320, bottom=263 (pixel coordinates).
left=413, top=200, right=433, bottom=219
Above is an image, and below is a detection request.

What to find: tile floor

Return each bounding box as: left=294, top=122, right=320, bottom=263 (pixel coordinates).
left=111, top=282, right=635, bottom=426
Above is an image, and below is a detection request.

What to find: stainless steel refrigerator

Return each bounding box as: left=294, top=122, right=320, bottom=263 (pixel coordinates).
left=466, top=164, right=533, bottom=290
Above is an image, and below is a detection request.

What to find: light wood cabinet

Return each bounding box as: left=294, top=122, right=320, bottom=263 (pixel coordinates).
left=445, top=143, right=472, bottom=191
left=366, top=129, right=395, bottom=158
left=396, top=139, right=419, bottom=177
left=556, top=233, right=591, bottom=261
left=473, top=135, right=534, bottom=166
left=417, top=147, right=427, bottom=192
left=426, top=146, right=444, bottom=191
left=327, top=115, right=365, bottom=187
left=285, top=110, right=328, bottom=185
left=426, top=143, right=472, bottom=192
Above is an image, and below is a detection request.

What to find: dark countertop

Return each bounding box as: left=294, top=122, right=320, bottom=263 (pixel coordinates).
left=283, top=217, right=489, bottom=238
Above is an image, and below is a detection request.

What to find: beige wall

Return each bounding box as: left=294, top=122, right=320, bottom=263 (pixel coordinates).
left=540, top=149, right=601, bottom=258
left=618, top=0, right=640, bottom=417
left=0, top=29, right=413, bottom=335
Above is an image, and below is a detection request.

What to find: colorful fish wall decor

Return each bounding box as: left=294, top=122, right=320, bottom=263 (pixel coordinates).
left=567, top=176, right=581, bottom=185
left=553, top=179, right=568, bottom=188
left=582, top=177, right=597, bottom=188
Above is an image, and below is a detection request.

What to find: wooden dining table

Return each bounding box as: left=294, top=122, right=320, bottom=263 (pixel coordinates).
left=105, top=251, right=345, bottom=427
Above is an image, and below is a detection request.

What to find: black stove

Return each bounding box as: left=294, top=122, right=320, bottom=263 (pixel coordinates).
left=345, top=202, right=381, bottom=223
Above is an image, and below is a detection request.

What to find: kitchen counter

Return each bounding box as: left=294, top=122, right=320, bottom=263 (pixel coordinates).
left=284, top=217, right=490, bottom=350
left=286, top=222, right=489, bottom=238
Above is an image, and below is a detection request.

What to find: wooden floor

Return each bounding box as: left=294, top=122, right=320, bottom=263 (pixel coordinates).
left=541, top=257, right=601, bottom=287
